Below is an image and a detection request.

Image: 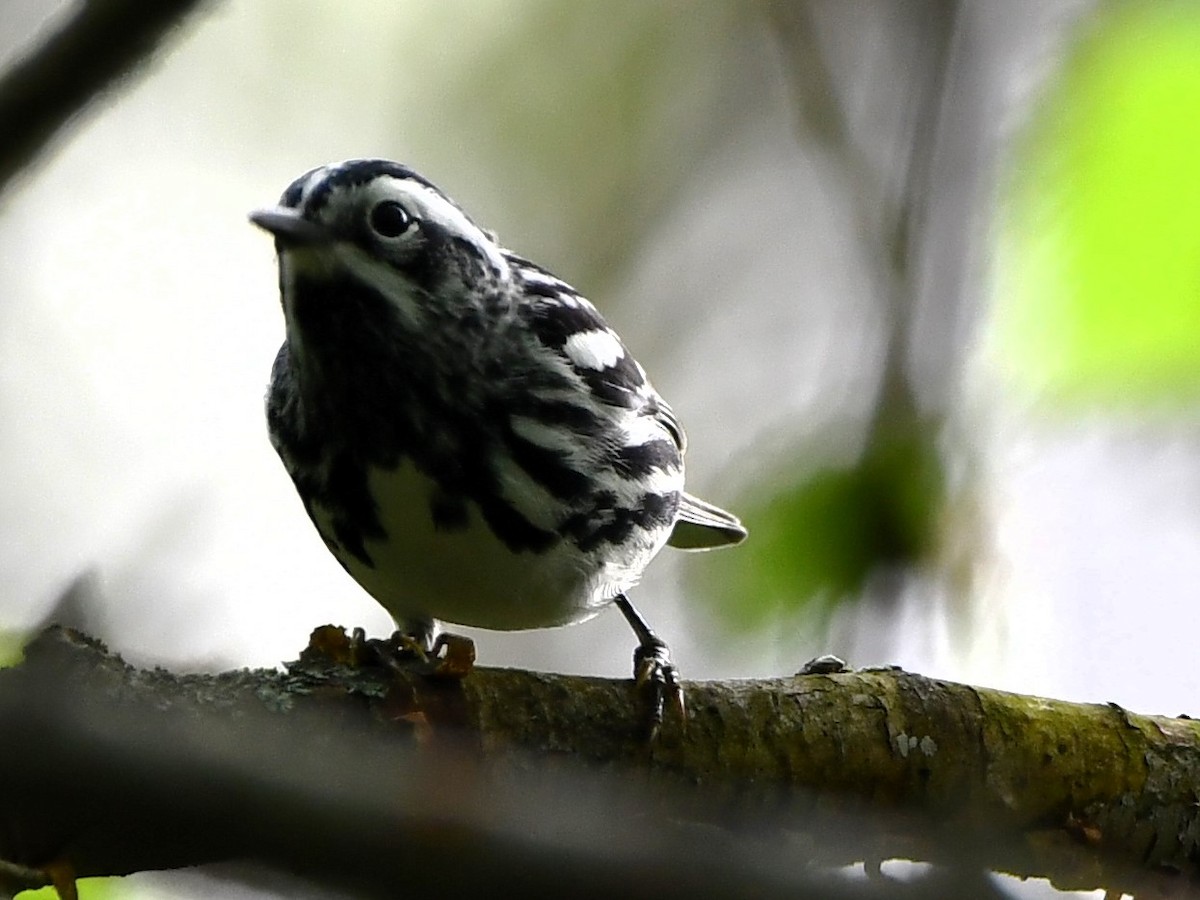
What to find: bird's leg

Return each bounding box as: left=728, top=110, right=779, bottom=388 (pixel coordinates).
left=614, top=593, right=685, bottom=740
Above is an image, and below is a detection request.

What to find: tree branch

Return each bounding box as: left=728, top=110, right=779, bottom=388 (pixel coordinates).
left=0, top=0, right=212, bottom=197
left=0, top=626, right=1196, bottom=898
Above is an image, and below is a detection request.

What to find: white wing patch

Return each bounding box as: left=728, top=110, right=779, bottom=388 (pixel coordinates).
left=621, top=411, right=674, bottom=449
left=563, top=329, right=625, bottom=371
left=520, top=267, right=569, bottom=290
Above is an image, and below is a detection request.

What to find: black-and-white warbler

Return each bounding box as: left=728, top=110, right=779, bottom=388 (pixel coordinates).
left=251, top=159, right=745, bottom=728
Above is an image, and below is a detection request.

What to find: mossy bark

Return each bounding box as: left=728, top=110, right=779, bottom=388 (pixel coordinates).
left=0, top=626, right=1196, bottom=898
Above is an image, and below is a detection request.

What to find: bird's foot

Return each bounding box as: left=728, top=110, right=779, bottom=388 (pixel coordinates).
left=299, top=625, right=473, bottom=681
left=357, top=626, right=430, bottom=666
left=355, top=627, right=475, bottom=681
left=613, top=594, right=686, bottom=741
left=633, top=634, right=685, bottom=742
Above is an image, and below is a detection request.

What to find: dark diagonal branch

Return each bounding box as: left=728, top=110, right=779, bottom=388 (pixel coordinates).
left=0, top=0, right=212, bottom=197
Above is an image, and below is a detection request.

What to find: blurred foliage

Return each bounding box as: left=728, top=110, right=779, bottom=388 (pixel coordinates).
left=997, top=2, right=1200, bottom=407
left=399, top=0, right=747, bottom=294
left=0, top=630, right=23, bottom=668
left=17, top=879, right=120, bottom=899
left=704, top=421, right=945, bottom=630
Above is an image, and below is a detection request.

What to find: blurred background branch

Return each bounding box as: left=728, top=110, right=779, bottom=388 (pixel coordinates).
left=0, top=0, right=211, bottom=196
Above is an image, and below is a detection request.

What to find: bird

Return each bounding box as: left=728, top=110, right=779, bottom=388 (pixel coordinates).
left=250, top=158, right=746, bottom=730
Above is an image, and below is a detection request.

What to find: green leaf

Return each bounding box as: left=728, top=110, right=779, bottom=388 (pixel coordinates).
left=699, top=424, right=944, bottom=629
left=997, top=4, right=1200, bottom=406
left=0, top=630, right=27, bottom=669
left=18, top=878, right=123, bottom=899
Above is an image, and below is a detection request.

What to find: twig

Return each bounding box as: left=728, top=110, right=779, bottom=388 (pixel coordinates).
left=0, top=0, right=212, bottom=197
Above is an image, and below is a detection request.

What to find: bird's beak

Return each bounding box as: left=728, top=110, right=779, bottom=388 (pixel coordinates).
left=249, top=207, right=333, bottom=246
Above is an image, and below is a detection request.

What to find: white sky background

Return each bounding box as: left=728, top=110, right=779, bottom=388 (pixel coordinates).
left=1, top=3, right=1198, bottom=897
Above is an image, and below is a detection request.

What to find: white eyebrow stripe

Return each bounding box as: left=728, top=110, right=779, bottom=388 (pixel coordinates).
left=386, top=179, right=509, bottom=276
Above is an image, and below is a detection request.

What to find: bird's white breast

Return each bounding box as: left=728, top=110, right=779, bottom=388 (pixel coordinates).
left=311, top=460, right=641, bottom=631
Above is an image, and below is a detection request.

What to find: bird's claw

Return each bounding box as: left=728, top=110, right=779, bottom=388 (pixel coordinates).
left=430, top=632, right=476, bottom=679
left=633, top=636, right=685, bottom=741
left=345, top=627, right=473, bottom=680
left=345, top=626, right=426, bottom=671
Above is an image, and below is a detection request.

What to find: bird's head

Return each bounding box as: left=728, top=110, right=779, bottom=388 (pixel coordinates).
left=251, top=159, right=510, bottom=335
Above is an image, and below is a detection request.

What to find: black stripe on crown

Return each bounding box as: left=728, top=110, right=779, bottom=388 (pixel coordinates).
left=280, top=166, right=321, bottom=209
left=277, top=159, right=482, bottom=231
left=302, top=160, right=433, bottom=212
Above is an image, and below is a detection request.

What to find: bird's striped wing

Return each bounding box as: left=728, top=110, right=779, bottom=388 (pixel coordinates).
left=512, top=256, right=745, bottom=550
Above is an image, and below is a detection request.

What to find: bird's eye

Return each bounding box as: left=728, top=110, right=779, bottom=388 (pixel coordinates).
left=369, top=200, right=413, bottom=238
